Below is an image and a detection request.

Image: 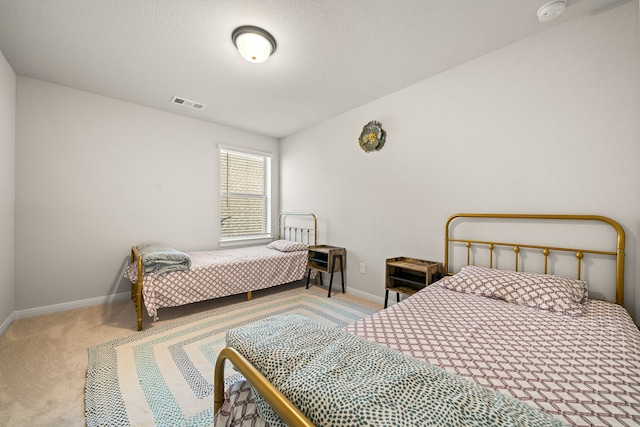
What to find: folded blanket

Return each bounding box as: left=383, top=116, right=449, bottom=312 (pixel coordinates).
left=226, top=314, right=565, bottom=427
left=136, top=244, right=191, bottom=275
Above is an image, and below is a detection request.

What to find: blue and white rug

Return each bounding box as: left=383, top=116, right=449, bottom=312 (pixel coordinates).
left=85, top=288, right=376, bottom=427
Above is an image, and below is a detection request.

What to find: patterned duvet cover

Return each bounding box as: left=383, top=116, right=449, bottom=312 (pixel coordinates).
left=346, top=285, right=640, bottom=426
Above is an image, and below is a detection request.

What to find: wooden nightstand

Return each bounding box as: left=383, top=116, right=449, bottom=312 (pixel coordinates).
left=385, top=257, right=443, bottom=308
left=306, top=245, right=346, bottom=297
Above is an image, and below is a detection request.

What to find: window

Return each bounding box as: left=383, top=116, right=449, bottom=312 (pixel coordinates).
left=219, top=146, right=272, bottom=242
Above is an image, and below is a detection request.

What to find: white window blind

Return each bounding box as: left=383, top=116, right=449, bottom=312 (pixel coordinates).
left=219, top=147, right=272, bottom=240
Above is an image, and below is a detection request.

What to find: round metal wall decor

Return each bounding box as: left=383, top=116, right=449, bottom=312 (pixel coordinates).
left=358, top=120, right=386, bottom=153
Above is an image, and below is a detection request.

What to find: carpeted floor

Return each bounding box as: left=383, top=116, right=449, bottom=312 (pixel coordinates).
left=0, top=282, right=382, bottom=427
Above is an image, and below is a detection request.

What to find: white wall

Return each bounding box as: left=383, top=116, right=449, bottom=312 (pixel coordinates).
left=15, top=77, right=279, bottom=312
left=280, top=2, right=640, bottom=322
left=0, top=49, right=16, bottom=332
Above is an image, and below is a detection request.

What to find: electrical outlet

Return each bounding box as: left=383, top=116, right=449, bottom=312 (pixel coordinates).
left=359, top=263, right=366, bottom=274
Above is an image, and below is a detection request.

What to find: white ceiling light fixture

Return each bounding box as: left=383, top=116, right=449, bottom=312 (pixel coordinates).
left=232, top=26, right=277, bottom=64
left=537, top=0, right=567, bottom=22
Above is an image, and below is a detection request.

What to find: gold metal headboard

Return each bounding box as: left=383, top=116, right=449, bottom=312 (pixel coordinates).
left=444, top=214, right=625, bottom=306
left=278, top=212, right=317, bottom=245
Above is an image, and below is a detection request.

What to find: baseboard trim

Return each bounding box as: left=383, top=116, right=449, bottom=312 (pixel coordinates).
left=6, top=288, right=384, bottom=326
left=0, top=311, right=16, bottom=337
left=14, top=292, right=131, bottom=320
left=342, top=287, right=385, bottom=305
left=344, top=287, right=411, bottom=307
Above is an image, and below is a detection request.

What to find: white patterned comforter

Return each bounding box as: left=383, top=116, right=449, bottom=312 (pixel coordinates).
left=128, top=245, right=308, bottom=318
left=346, top=284, right=640, bottom=427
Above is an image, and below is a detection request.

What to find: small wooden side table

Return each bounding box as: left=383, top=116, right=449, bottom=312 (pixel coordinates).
left=306, top=245, right=346, bottom=297
left=385, top=257, right=443, bottom=308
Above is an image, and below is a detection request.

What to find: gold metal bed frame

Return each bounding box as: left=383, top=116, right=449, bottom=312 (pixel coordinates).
left=213, top=213, right=626, bottom=425
left=129, top=212, right=317, bottom=331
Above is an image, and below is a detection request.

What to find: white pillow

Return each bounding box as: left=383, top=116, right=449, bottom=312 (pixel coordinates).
left=440, top=265, right=588, bottom=317
left=266, top=240, right=308, bottom=252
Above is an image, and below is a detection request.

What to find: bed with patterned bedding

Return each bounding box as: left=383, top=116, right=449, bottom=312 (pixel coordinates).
left=128, top=244, right=308, bottom=317
left=212, top=214, right=640, bottom=426
left=127, top=213, right=316, bottom=331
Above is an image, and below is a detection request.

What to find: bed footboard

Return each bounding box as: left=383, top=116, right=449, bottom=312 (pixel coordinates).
left=130, top=246, right=144, bottom=331
left=214, top=347, right=314, bottom=426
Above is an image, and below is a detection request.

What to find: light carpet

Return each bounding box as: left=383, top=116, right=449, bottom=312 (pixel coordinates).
left=85, top=289, right=377, bottom=427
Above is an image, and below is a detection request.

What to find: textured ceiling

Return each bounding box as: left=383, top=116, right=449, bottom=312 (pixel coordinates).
left=0, top=0, right=629, bottom=138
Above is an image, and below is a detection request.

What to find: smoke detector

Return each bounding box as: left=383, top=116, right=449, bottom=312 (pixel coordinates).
left=170, top=96, right=206, bottom=110
left=537, top=0, right=567, bottom=22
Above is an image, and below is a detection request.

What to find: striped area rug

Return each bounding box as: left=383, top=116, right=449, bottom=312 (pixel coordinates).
left=85, top=288, right=376, bottom=427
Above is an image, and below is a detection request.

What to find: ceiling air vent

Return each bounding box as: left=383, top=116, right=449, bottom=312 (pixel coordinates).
left=170, top=96, right=206, bottom=110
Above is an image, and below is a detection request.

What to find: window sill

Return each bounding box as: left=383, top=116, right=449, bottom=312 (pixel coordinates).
left=219, top=235, right=274, bottom=248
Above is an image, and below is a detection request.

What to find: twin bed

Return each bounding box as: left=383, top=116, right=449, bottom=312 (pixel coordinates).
left=213, top=214, right=640, bottom=426
left=127, top=213, right=317, bottom=331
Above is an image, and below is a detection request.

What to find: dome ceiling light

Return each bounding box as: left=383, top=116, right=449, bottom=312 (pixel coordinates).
left=537, top=0, right=567, bottom=22
left=231, top=26, right=277, bottom=63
